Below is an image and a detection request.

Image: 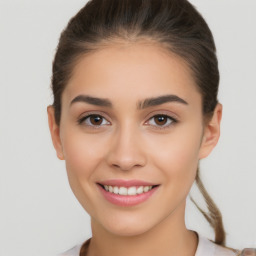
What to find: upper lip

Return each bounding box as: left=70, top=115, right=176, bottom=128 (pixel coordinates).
left=97, top=179, right=159, bottom=187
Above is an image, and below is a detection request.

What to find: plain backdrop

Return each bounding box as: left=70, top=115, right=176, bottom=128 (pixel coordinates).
left=0, top=0, right=255, bottom=255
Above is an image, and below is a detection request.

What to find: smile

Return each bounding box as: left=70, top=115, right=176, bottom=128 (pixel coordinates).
left=97, top=181, right=160, bottom=207
left=100, top=184, right=158, bottom=196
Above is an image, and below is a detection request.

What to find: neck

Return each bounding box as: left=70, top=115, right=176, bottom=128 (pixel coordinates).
left=87, top=201, right=198, bottom=256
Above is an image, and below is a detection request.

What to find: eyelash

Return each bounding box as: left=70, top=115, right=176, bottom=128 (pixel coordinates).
left=146, top=114, right=178, bottom=130
left=77, top=112, right=178, bottom=130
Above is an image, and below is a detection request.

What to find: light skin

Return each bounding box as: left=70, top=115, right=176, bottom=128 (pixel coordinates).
left=48, top=42, right=222, bottom=256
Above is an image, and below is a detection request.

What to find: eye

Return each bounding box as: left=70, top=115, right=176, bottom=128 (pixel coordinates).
left=146, top=114, right=177, bottom=129
left=78, top=114, right=110, bottom=128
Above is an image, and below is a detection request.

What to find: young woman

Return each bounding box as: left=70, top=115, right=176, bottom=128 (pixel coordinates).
left=47, top=0, right=255, bottom=255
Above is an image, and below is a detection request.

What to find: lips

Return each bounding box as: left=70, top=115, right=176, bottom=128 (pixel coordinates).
left=96, top=179, right=160, bottom=206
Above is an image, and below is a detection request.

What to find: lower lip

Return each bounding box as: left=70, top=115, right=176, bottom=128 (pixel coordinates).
left=97, top=184, right=159, bottom=207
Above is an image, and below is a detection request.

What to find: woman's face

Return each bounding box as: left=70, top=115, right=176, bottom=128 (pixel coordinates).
left=48, top=42, right=222, bottom=236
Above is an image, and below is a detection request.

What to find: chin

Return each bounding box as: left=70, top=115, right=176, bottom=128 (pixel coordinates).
left=100, top=215, right=152, bottom=237
left=107, top=225, right=149, bottom=237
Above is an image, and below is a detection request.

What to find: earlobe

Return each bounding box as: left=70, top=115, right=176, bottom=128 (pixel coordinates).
left=47, top=106, right=65, bottom=160
left=199, top=103, right=223, bottom=159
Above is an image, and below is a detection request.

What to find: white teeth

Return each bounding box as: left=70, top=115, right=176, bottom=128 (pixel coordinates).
left=143, top=186, right=149, bottom=192
left=102, top=185, right=156, bottom=195
left=127, top=186, right=137, bottom=195
left=119, top=187, right=128, bottom=195
left=136, top=186, right=144, bottom=194
left=113, top=186, right=119, bottom=194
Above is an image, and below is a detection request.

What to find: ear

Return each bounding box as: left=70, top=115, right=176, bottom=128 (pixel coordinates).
left=47, top=106, right=65, bottom=160
left=199, top=103, right=223, bottom=159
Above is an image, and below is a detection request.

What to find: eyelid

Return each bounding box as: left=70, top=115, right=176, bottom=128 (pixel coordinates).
left=77, top=111, right=111, bottom=126
left=144, top=112, right=178, bottom=130
left=77, top=110, right=179, bottom=129
left=144, top=110, right=179, bottom=122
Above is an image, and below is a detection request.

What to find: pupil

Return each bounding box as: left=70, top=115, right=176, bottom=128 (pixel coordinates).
left=91, top=115, right=102, bottom=125
left=155, top=116, right=167, bottom=125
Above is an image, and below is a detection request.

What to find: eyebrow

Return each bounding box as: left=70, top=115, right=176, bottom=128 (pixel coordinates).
left=70, top=94, right=188, bottom=109
left=138, top=94, right=188, bottom=109
left=70, top=94, right=112, bottom=108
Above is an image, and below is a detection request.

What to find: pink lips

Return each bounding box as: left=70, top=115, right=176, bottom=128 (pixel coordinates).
left=97, top=179, right=160, bottom=207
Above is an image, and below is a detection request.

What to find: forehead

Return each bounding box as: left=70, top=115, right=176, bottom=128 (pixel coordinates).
left=63, top=42, right=201, bottom=106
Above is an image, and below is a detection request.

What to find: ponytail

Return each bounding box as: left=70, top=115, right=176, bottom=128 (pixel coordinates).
left=190, top=167, right=226, bottom=245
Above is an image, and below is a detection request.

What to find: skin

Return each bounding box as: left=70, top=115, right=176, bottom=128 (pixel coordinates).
left=48, top=42, right=222, bottom=256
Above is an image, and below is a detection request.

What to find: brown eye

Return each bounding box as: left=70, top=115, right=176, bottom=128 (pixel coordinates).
left=146, top=114, right=177, bottom=129
left=89, top=115, right=103, bottom=125
left=154, top=115, right=168, bottom=126
left=78, top=114, right=110, bottom=128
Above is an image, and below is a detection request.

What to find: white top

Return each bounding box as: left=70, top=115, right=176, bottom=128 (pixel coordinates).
left=58, top=233, right=238, bottom=256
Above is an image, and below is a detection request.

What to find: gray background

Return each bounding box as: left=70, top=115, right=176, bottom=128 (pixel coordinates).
left=0, top=0, right=255, bottom=255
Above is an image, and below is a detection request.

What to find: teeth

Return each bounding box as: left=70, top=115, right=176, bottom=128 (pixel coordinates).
left=137, top=186, right=144, bottom=194
left=113, top=186, right=119, bottom=194
left=119, top=187, right=128, bottom=195
left=127, top=186, right=137, bottom=195
left=143, top=186, right=149, bottom=192
left=102, top=185, right=155, bottom=195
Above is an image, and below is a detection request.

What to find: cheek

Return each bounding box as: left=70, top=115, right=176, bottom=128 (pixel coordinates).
left=147, top=124, right=202, bottom=182
left=61, top=127, right=106, bottom=179
left=60, top=127, right=109, bottom=213
left=145, top=127, right=201, bottom=213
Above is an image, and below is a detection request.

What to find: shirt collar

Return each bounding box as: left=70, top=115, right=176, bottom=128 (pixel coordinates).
left=195, top=233, right=216, bottom=256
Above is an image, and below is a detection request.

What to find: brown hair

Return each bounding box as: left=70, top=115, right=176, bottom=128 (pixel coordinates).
left=191, top=167, right=225, bottom=245
left=51, top=0, right=225, bottom=245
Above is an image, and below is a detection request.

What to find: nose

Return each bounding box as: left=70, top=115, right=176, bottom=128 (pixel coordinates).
left=106, top=124, right=147, bottom=171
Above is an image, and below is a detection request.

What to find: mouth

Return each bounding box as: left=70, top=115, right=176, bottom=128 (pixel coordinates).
left=97, top=181, right=160, bottom=206
left=97, top=183, right=159, bottom=196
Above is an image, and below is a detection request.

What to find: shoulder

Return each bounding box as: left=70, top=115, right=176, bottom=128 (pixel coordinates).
left=195, top=233, right=238, bottom=256
left=57, top=235, right=256, bottom=256
left=57, top=243, right=83, bottom=256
